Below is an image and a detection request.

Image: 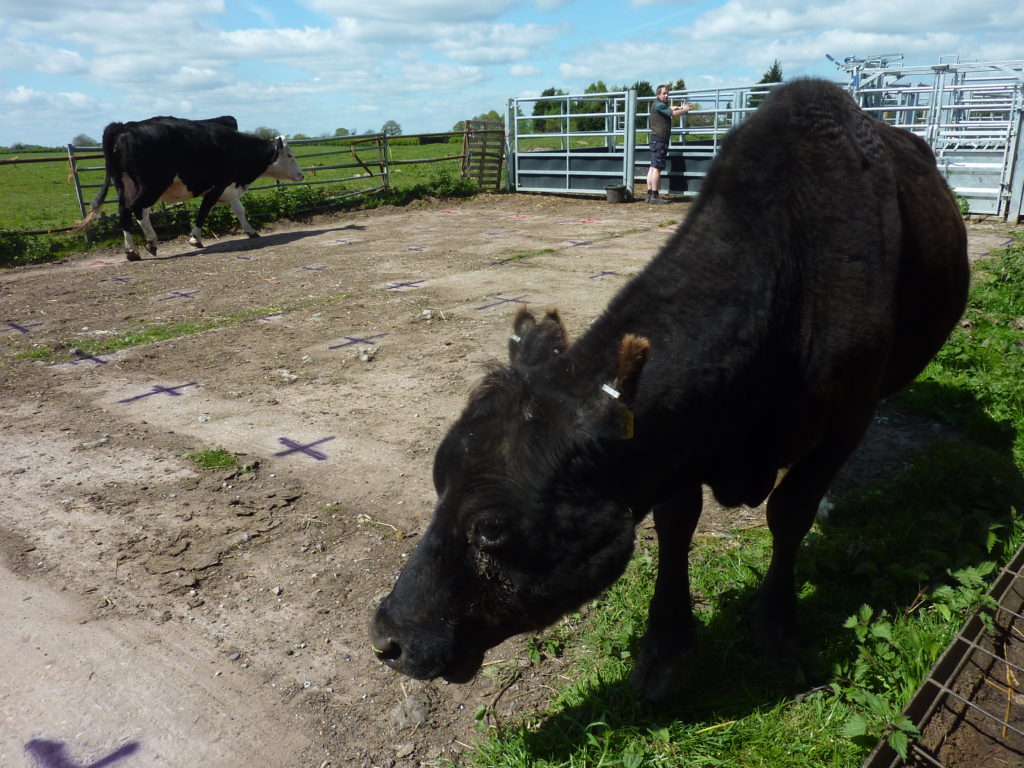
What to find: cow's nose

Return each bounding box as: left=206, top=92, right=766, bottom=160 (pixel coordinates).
left=372, top=636, right=402, bottom=666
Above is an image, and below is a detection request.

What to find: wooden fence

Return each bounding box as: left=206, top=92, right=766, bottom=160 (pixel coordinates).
left=0, top=124, right=505, bottom=237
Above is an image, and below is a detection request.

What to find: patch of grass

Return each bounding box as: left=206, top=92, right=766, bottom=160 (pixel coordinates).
left=182, top=447, right=237, bottom=469
left=13, top=348, right=52, bottom=361
left=456, top=236, right=1024, bottom=766
left=3, top=295, right=352, bottom=366
left=505, top=248, right=556, bottom=262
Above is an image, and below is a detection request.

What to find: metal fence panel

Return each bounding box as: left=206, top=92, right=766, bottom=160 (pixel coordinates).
left=507, top=58, right=1024, bottom=221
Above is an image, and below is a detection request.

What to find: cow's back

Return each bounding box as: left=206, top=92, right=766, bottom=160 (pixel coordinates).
left=641, top=79, right=965, bottom=400
left=877, top=124, right=969, bottom=393
left=112, top=116, right=274, bottom=191
left=571, top=78, right=968, bottom=505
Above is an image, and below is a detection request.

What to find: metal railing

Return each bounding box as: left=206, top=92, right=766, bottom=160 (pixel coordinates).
left=506, top=58, right=1024, bottom=220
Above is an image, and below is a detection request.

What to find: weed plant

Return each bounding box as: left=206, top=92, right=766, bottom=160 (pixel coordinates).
left=182, top=447, right=237, bottom=469
left=458, top=234, right=1024, bottom=767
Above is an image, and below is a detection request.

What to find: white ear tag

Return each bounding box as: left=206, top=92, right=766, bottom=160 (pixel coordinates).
left=511, top=334, right=522, bottom=343
left=601, top=383, right=634, bottom=439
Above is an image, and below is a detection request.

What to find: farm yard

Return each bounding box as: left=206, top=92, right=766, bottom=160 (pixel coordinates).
left=1, top=189, right=1022, bottom=768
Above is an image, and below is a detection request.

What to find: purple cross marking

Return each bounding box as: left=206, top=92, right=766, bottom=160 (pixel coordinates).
left=157, top=290, right=198, bottom=301
left=105, top=277, right=132, bottom=284
left=588, top=270, right=620, bottom=279
left=475, top=295, right=528, bottom=311
left=274, top=436, right=336, bottom=461
left=329, top=333, right=388, bottom=349
left=2, top=321, right=43, bottom=334
left=69, top=350, right=108, bottom=366
left=236, top=255, right=252, bottom=261
left=118, top=382, right=197, bottom=403
left=403, top=246, right=427, bottom=252
left=25, top=739, right=141, bottom=768
left=387, top=280, right=425, bottom=291
left=299, top=265, right=326, bottom=272
left=259, top=312, right=285, bottom=322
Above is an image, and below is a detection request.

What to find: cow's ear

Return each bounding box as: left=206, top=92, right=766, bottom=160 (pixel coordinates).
left=275, top=136, right=285, bottom=150
left=509, top=307, right=569, bottom=368
left=610, top=333, right=649, bottom=402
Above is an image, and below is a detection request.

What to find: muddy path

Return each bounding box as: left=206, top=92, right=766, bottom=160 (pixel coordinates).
left=0, top=193, right=1015, bottom=768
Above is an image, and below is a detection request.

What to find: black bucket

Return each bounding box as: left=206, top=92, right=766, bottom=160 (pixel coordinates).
left=604, top=184, right=629, bottom=203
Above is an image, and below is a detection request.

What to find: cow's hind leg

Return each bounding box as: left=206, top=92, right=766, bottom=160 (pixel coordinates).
left=228, top=198, right=259, bottom=239
left=629, top=484, right=703, bottom=703
left=137, top=208, right=159, bottom=256
left=117, top=191, right=140, bottom=261
left=753, top=406, right=875, bottom=663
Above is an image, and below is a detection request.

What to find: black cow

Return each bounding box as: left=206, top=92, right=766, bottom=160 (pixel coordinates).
left=80, top=115, right=304, bottom=260
left=370, top=78, right=970, bottom=702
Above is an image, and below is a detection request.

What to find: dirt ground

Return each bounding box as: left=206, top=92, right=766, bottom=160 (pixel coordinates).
left=0, top=192, right=1017, bottom=768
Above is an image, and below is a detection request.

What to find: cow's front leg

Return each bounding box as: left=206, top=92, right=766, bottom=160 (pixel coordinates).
left=190, top=188, right=227, bottom=248
left=629, top=484, right=702, bottom=703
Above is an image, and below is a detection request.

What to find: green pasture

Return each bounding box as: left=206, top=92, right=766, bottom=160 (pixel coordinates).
left=0, top=137, right=470, bottom=233
left=458, top=235, right=1024, bottom=767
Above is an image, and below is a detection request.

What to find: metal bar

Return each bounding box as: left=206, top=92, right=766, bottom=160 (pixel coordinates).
left=908, top=742, right=947, bottom=767
left=924, top=680, right=1024, bottom=740
left=0, top=152, right=103, bottom=165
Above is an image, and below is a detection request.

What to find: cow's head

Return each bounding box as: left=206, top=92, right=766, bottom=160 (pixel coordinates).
left=370, top=307, right=649, bottom=683
left=268, top=136, right=305, bottom=182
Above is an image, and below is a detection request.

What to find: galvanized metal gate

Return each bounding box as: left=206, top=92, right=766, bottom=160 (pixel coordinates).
left=841, top=55, right=1024, bottom=220
left=506, top=57, right=1024, bottom=221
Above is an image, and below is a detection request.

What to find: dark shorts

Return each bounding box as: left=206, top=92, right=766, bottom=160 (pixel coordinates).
left=649, top=136, right=669, bottom=169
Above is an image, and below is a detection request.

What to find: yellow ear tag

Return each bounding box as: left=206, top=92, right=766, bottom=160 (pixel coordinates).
left=620, top=407, right=635, bottom=440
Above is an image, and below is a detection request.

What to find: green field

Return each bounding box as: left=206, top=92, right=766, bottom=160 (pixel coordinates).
left=0, top=136, right=473, bottom=233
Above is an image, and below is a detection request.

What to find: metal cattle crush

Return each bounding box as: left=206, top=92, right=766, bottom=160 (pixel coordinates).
left=505, top=56, right=1024, bottom=221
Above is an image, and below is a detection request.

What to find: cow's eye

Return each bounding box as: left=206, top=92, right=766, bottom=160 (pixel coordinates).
left=473, top=518, right=507, bottom=550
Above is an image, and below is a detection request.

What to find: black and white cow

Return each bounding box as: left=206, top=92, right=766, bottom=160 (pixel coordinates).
left=81, top=115, right=304, bottom=260
left=370, top=79, right=970, bottom=703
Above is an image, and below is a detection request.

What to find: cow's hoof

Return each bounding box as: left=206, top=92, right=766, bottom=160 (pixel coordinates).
left=750, top=610, right=800, bottom=666
left=628, top=634, right=697, bottom=704
left=145, top=241, right=158, bottom=256
left=125, top=251, right=141, bottom=262
left=189, top=236, right=204, bottom=248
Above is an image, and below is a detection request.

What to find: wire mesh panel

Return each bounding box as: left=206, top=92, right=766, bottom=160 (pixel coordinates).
left=863, top=544, right=1024, bottom=767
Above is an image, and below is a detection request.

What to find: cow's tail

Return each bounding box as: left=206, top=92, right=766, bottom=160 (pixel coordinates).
left=75, top=122, right=123, bottom=230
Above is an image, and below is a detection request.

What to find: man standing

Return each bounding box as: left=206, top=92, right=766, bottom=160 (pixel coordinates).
left=646, top=84, right=692, bottom=204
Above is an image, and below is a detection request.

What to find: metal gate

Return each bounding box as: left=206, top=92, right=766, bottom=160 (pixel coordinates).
left=506, top=57, right=1024, bottom=221
left=507, top=90, right=637, bottom=194
left=841, top=55, right=1024, bottom=220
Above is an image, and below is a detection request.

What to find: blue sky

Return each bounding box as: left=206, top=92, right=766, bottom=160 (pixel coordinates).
left=1, top=0, right=1022, bottom=147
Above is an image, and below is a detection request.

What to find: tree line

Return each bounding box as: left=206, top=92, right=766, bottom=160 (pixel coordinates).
left=53, top=62, right=781, bottom=148
left=528, top=61, right=783, bottom=133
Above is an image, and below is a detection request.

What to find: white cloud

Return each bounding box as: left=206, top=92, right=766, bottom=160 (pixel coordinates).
left=432, top=23, right=560, bottom=64
left=0, top=41, right=86, bottom=75
left=301, top=0, right=517, bottom=23
left=510, top=64, right=542, bottom=77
